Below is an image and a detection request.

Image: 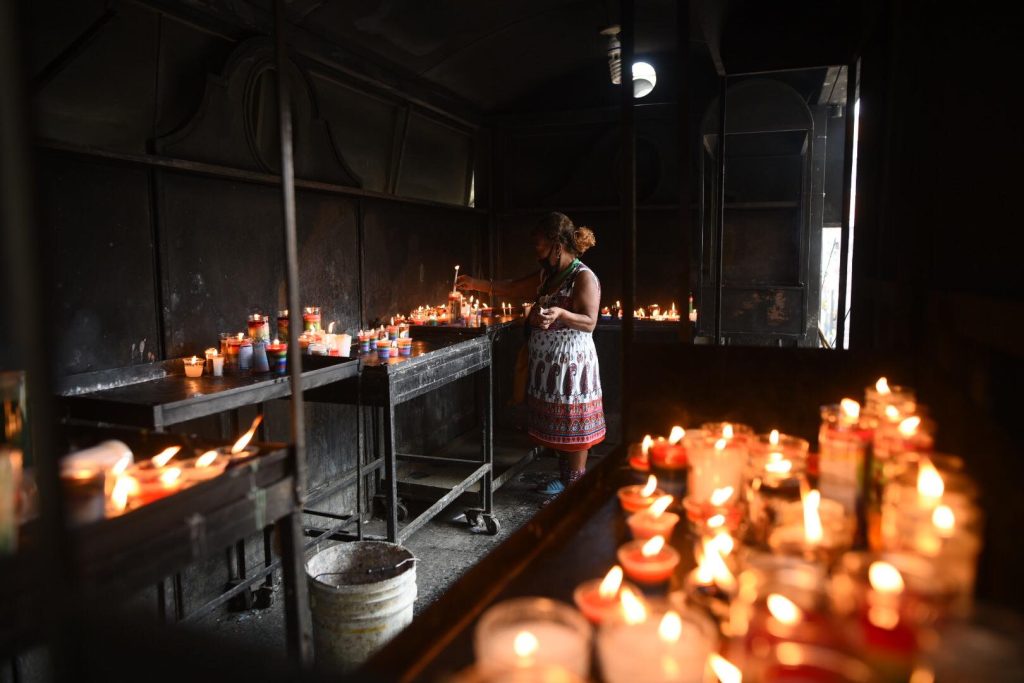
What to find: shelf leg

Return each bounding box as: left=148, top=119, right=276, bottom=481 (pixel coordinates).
left=279, top=511, right=313, bottom=666
left=482, top=362, right=494, bottom=515
left=384, top=396, right=399, bottom=543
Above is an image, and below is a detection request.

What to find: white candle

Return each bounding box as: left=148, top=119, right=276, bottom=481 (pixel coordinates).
left=476, top=621, right=589, bottom=677
left=687, top=437, right=745, bottom=505
left=598, top=608, right=716, bottom=683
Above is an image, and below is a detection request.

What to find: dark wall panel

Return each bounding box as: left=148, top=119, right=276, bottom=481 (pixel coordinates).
left=37, top=154, right=160, bottom=375
left=31, top=3, right=158, bottom=153
left=158, top=173, right=360, bottom=355
left=362, top=200, right=485, bottom=323
left=397, top=112, right=472, bottom=205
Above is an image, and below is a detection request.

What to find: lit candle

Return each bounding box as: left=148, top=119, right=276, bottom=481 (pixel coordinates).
left=818, top=399, right=869, bottom=514
left=617, top=535, right=681, bottom=584
left=627, top=495, right=680, bottom=540
left=277, top=309, right=290, bottom=340
left=686, top=436, right=745, bottom=512
left=617, top=474, right=666, bottom=513
left=247, top=313, right=270, bottom=342
left=181, top=449, right=228, bottom=483
left=211, top=353, right=224, bottom=377
left=473, top=597, right=592, bottom=678
left=597, top=594, right=718, bottom=683
left=648, top=426, right=689, bottom=498
left=573, top=565, right=639, bottom=624
left=628, top=434, right=654, bottom=472
left=748, top=430, right=809, bottom=543
left=767, top=489, right=853, bottom=567
left=183, top=355, right=204, bottom=378
left=303, top=306, right=322, bottom=332
left=217, top=415, right=262, bottom=461
left=685, top=532, right=738, bottom=606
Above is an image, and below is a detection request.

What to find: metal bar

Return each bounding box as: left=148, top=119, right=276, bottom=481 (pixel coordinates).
left=0, top=1, right=73, bottom=672
left=383, top=398, right=399, bottom=542
left=387, top=105, right=410, bottom=194
left=492, top=449, right=536, bottom=490
left=30, top=8, right=116, bottom=92
left=713, top=76, right=728, bottom=345
left=482, top=361, right=494, bottom=515
left=677, top=0, right=693, bottom=343
left=303, top=510, right=354, bottom=522
left=34, top=139, right=488, bottom=214
left=173, top=573, right=185, bottom=621
left=620, top=0, right=637, bottom=440
left=305, top=457, right=384, bottom=506
left=273, top=0, right=312, bottom=665
left=396, top=453, right=482, bottom=466
left=397, top=464, right=491, bottom=544
left=356, top=377, right=364, bottom=540
left=836, top=61, right=858, bottom=349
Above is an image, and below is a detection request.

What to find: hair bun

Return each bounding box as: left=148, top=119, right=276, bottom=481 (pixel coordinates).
left=573, top=225, right=596, bottom=254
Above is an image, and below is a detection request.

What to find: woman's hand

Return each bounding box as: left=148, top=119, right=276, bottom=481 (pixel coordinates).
left=456, top=274, right=480, bottom=292
left=537, top=306, right=564, bottom=330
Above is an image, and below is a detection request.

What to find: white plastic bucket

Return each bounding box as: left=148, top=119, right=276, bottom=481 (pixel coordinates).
left=306, top=541, right=418, bottom=671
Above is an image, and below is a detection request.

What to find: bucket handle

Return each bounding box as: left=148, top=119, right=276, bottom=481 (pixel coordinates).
left=313, top=557, right=417, bottom=582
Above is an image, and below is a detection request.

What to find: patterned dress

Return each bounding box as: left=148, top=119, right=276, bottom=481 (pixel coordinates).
left=527, top=262, right=606, bottom=451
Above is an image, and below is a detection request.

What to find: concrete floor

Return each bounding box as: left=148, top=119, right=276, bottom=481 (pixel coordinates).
left=196, top=421, right=619, bottom=658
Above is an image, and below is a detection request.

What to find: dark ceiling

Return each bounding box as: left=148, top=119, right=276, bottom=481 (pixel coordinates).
left=283, top=0, right=686, bottom=112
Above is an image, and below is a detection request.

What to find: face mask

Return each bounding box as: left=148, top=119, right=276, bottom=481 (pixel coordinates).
left=538, top=244, right=560, bottom=276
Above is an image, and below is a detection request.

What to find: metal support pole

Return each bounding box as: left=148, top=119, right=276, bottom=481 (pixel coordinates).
left=836, top=61, right=859, bottom=350
left=619, top=0, right=636, bottom=441
left=0, top=0, right=74, bottom=673
left=481, top=363, right=494, bottom=515
left=273, top=0, right=313, bottom=665
left=676, top=0, right=693, bottom=343
left=713, top=77, right=728, bottom=345
left=383, top=397, right=399, bottom=543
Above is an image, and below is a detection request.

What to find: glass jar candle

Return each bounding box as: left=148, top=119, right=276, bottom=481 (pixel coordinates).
left=302, top=306, right=321, bottom=332
left=684, top=434, right=746, bottom=532
left=247, top=313, right=270, bottom=342
left=747, top=431, right=810, bottom=544
left=473, top=597, right=592, bottom=679
left=597, top=597, right=718, bottom=683
left=649, top=427, right=700, bottom=501
left=818, top=402, right=870, bottom=516
left=277, top=309, right=290, bottom=340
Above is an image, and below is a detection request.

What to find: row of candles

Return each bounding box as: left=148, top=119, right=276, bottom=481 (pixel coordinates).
left=59, top=416, right=263, bottom=524
left=462, top=377, right=996, bottom=682
left=599, top=297, right=699, bottom=323
left=181, top=307, right=359, bottom=378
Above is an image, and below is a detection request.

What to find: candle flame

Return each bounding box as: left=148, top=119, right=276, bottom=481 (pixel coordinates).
left=885, top=405, right=901, bottom=421
left=876, top=377, right=891, bottom=394
left=709, top=654, right=742, bottom=683
left=190, top=355, right=200, bottom=364
left=641, top=434, right=654, bottom=456
left=160, top=467, right=181, bottom=486
left=658, top=610, right=683, bottom=642
left=111, top=474, right=138, bottom=511
left=917, top=459, right=945, bottom=501
left=111, top=453, right=132, bottom=476
left=802, top=489, right=824, bottom=545
left=328, top=321, right=336, bottom=333
left=722, top=424, right=734, bottom=439
left=840, top=398, right=861, bottom=420
left=272, top=338, right=280, bottom=345
left=765, top=454, right=792, bottom=475
left=668, top=426, right=685, bottom=445
left=714, top=438, right=727, bottom=451
left=512, top=630, right=538, bottom=659
left=641, top=535, right=666, bottom=557
left=707, top=514, right=725, bottom=529
left=648, top=495, right=673, bottom=518
left=694, top=535, right=736, bottom=591
left=640, top=475, right=658, bottom=497
left=232, top=415, right=263, bottom=454
left=932, top=504, right=955, bottom=533
left=899, top=416, right=922, bottom=437
left=769, top=429, right=780, bottom=446
left=619, top=587, right=647, bottom=624
left=598, top=565, right=624, bottom=599
left=196, top=450, right=218, bottom=468
left=152, top=446, right=181, bottom=468
left=710, top=486, right=734, bottom=506
left=766, top=593, right=803, bottom=625
left=869, top=561, right=905, bottom=594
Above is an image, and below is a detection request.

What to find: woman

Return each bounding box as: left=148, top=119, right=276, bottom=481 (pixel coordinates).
left=458, top=212, right=605, bottom=494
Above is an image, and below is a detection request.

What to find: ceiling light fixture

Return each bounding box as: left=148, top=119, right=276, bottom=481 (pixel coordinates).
left=600, top=26, right=657, bottom=99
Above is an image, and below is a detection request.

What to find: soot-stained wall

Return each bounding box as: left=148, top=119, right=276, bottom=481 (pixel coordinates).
left=27, top=0, right=485, bottom=616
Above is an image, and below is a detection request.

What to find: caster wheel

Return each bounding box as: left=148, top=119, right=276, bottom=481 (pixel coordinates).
left=464, top=508, right=482, bottom=527
left=396, top=500, right=409, bottom=522
left=483, top=515, right=500, bottom=535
